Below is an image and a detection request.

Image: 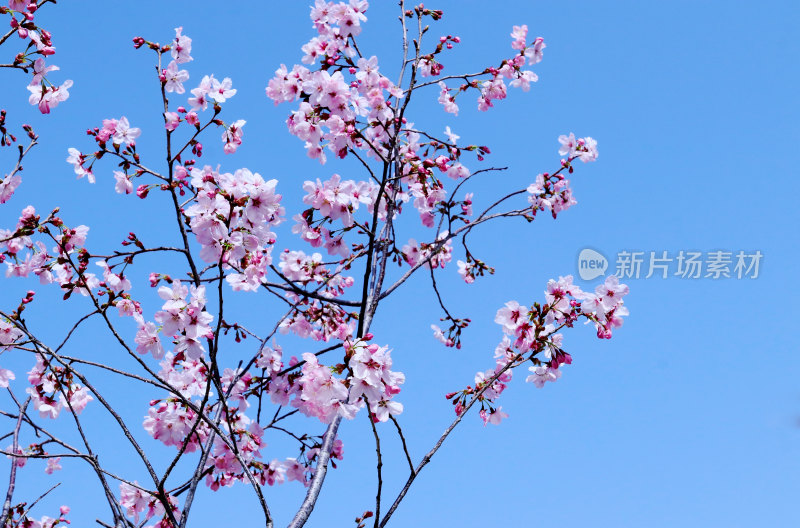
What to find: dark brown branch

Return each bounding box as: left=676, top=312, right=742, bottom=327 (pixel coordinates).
left=0, top=397, right=29, bottom=526
left=389, top=416, right=414, bottom=475
left=368, top=410, right=383, bottom=528
left=378, top=352, right=524, bottom=527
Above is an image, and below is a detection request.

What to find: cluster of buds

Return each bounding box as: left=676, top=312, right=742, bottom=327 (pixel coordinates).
left=405, top=3, right=444, bottom=20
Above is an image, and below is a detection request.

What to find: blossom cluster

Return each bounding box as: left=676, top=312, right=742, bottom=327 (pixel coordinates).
left=523, top=135, right=600, bottom=218
left=0, top=317, right=23, bottom=353
left=26, top=355, right=93, bottom=419
left=1, top=0, right=72, bottom=112
left=0, top=3, right=626, bottom=525
left=558, top=133, right=598, bottom=163
left=143, top=348, right=345, bottom=493
left=0, top=114, right=34, bottom=203
left=4, top=443, right=62, bottom=475
left=297, top=173, right=378, bottom=257
left=4, top=504, right=70, bottom=528
left=446, top=274, right=629, bottom=425
left=268, top=1, right=493, bottom=239
left=119, top=482, right=179, bottom=526
left=183, top=166, right=285, bottom=291
left=435, top=23, right=545, bottom=116
left=134, top=280, right=212, bottom=361
left=455, top=256, right=494, bottom=285
left=0, top=205, right=111, bottom=301
left=268, top=54, right=402, bottom=164
left=402, top=233, right=454, bottom=269
left=66, top=26, right=247, bottom=199
left=347, top=340, right=405, bottom=422
left=257, top=337, right=404, bottom=426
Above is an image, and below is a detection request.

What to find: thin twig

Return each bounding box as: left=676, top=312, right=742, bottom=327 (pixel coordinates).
left=389, top=416, right=414, bottom=475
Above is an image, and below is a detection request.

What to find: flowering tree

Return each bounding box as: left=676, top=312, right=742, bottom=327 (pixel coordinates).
left=0, top=1, right=629, bottom=527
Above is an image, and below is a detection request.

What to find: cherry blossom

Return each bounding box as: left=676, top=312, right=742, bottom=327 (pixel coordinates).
left=27, top=79, right=72, bottom=114
left=114, top=117, right=140, bottom=145
left=171, top=26, right=193, bottom=63
left=0, top=367, right=14, bottom=388
left=163, top=60, right=189, bottom=93
left=222, top=119, right=245, bottom=154
left=44, top=456, right=62, bottom=474
left=0, top=5, right=627, bottom=526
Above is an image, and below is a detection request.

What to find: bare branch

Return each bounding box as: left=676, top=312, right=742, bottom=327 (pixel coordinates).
left=0, top=396, right=29, bottom=526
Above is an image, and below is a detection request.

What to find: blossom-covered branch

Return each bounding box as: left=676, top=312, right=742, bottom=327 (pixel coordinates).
left=0, top=1, right=626, bottom=527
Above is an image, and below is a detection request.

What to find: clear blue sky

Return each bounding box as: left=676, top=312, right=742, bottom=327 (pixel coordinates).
left=1, top=1, right=798, bottom=527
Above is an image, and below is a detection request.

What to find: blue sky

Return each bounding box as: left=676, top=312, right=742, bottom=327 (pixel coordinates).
left=1, top=1, right=799, bottom=527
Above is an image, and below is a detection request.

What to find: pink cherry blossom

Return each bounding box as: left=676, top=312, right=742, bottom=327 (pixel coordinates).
left=45, top=456, right=62, bottom=474
left=209, top=76, right=236, bottom=103
left=0, top=7, right=626, bottom=523
left=481, top=406, right=509, bottom=426
left=0, top=175, right=21, bottom=204
left=27, top=79, right=72, bottom=114
left=30, top=57, right=58, bottom=85
left=526, top=36, right=546, bottom=65
left=526, top=365, right=561, bottom=388
left=112, top=117, right=141, bottom=145
left=0, top=367, right=15, bottom=388
left=510, top=25, right=528, bottom=50
left=188, top=75, right=213, bottom=111
left=437, top=82, right=459, bottom=115
left=163, top=60, right=189, bottom=93
left=171, top=27, right=193, bottom=63
left=113, top=171, right=134, bottom=194
left=222, top=119, right=245, bottom=154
